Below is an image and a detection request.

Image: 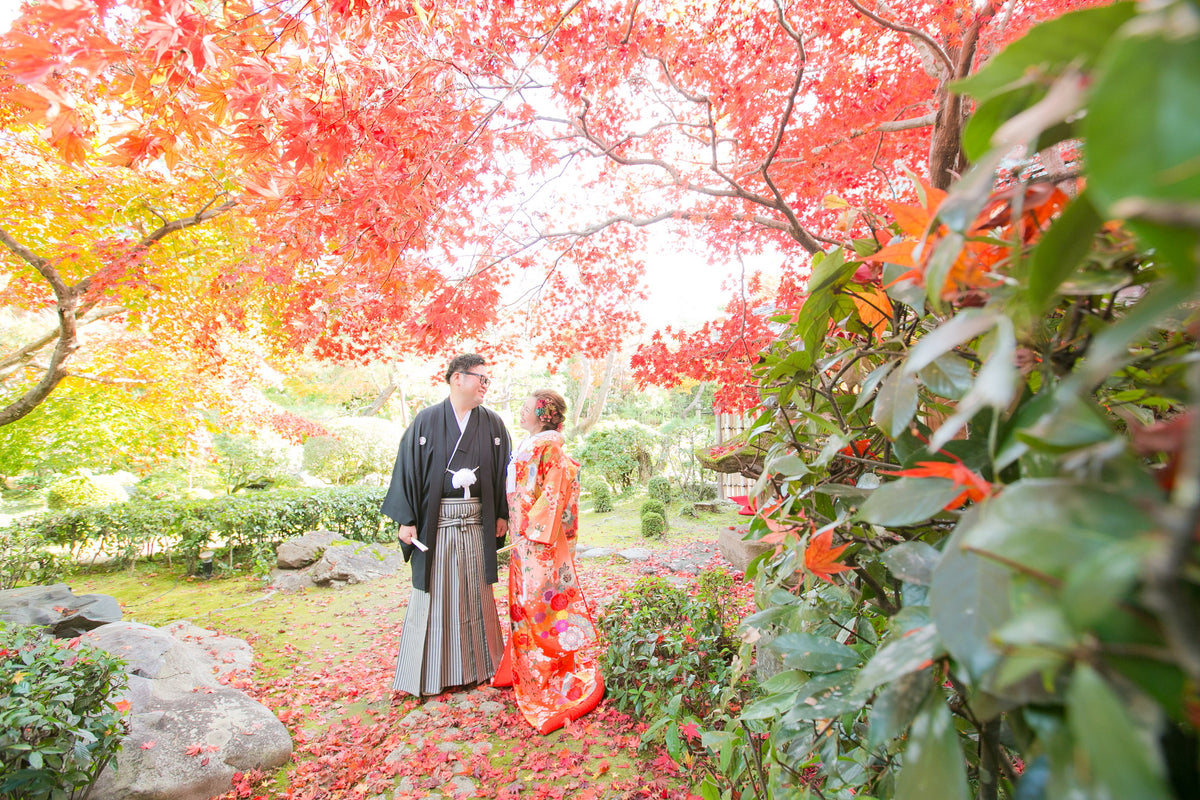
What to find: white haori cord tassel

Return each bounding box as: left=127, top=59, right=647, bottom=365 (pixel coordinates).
left=449, top=467, right=479, bottom=499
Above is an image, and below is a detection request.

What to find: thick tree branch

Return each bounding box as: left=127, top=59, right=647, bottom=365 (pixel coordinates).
left=0, top=305, right=126, bottom=378
left=0, top=228, right=79, bottom=426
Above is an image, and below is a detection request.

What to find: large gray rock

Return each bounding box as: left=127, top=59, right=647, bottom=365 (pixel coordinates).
left=308, top=542, right=405, bottom=586
left=276, top=529, right=339, bottom=569
left=717, top=526, right=774, bottom=573
left=269, top=541, right=405, bottom=590
left=0, top=583, right=122, bottom=637
left=82, top=621, right=292, bottom=800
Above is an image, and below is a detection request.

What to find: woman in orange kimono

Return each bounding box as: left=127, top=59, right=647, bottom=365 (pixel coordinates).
left=491, top=389, right=604, bottom=734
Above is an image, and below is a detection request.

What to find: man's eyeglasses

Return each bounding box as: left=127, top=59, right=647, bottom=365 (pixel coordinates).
left=460, top=371, right=491, bottom=387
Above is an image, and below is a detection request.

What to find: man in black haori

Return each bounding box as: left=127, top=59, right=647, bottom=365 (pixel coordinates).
left=382, top=354, right=511, bottom=695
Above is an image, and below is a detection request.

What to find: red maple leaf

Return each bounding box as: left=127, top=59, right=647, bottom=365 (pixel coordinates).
left=803, top=531, right=853, bottom=584
left=678, top=721, right=701, bottom=741
left=889, top=460, right=992, bottom=509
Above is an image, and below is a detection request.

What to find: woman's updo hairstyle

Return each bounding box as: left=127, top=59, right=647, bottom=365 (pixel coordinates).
left=531, top=389, right=567, bottom=432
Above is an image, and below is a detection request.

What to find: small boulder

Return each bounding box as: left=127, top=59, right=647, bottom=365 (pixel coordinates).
left=276, top=529, right=340, bottom=569
left=307, top=542, right=405, bottom=586
left=616, top=547, right=654, bottom=562
left=717, top=526, right=774, bottom=573
left=0, top=583, right=122, bottom=638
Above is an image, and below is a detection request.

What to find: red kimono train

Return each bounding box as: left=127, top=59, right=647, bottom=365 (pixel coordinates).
left=492, top=431, right=604, bottom=734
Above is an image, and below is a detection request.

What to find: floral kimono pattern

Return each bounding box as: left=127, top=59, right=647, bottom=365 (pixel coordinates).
left=491, top=430, right=604, bottom=734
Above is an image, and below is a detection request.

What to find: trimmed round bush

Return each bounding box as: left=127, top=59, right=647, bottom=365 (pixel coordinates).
left=45, top=473, right=128, bottom=510
left=640, top=498, right=667, bottom=523
left=641, top=512, right=665, bottom=539
left=589, top=481, right=613, bottom=513
left=647, top=476, right=672, bottom=504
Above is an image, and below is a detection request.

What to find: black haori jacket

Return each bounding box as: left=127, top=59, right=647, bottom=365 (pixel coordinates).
left=381, top=399, right=511, bottom=592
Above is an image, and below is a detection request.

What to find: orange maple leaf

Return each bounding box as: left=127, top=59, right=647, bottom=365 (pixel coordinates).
left=803, top=530, right=853, bottom=583
left=113, top=699, right=132, bottom=713
left=889, top=460, right=992, bottom=509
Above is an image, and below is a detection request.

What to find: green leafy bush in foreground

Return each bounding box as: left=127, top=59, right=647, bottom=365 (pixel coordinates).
left=597, top=572, right=756, bottom=779
left=700, top=4, right=1200, bottom=798
left=0, top=623, right=128, bottom=799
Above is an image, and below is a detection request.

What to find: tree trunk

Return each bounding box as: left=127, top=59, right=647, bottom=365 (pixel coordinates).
left=568, top=356, right=593, bottom=434
left=574, top=350, right=618, bottom=437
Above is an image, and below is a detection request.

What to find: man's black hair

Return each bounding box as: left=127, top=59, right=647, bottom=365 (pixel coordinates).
left=445, top=353, right=486, bottom=383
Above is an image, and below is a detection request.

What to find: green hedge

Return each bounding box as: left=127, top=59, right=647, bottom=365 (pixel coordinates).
left=4, top=487, right=389, bottom=574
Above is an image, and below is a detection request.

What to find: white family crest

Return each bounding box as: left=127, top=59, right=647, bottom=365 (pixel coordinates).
left=419, top=436, right=427, bottom=445
left=494, top=437, right=501, bottom=446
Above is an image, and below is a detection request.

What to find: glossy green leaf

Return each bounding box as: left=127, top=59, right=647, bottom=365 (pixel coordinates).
left=784, top=670, right=869, bottom=723
left=929, top=320, right=1018, bottom=452
left=856, top=477, right=962, bottom=526
left=852, top=361, right=898, bottom=413
left=1063, top=538, right=1156, bottom=630
left=917, top=353, right=974, bottom=400
left=1016, top=391, right=1115, bottom=454
left=961, top=83, right=1039, bottom=160
left=871, top=367, right=919, bottom=439
left=879, top=540, right=942, bottom=585
left=952, top=2, right=1137, bottom=100
left=930, top=512, right=1012, bottom=681
left=904, top=308, right=998, bottom=374
left=1026, top=192, right=1103, bottom=314
left=855, top=624, right=943, bottom=695
left=739, top=689, right=800, bottom=721
left=895, top=694, right=970, bottom=800
left=1086, top=20, right=1200, bottom=283
left=868, top=668, right=935, bottom=751
left=961, top=480, right=1153, bottom=577
left=773, top=632, right=864, bottom=673
left=1068, top=665, right=1173, bottom=800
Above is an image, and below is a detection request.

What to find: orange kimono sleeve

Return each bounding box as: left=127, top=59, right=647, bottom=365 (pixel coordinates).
left=522, top=445, right=576, bottom=545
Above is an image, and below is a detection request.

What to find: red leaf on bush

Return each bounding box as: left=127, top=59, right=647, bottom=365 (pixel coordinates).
left=803, top=531, right=853, bottom=583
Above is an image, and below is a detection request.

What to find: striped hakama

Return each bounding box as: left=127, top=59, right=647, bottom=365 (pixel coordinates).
left=392, top=497, right=505, bottom=695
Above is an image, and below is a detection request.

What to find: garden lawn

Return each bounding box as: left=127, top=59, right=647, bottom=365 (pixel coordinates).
left=65, top=498, right=749, bottom=799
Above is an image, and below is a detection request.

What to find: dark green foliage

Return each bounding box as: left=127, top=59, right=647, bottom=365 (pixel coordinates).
left=647, top=476, right=672, bottom=504
left=0, top=623, right=128, bottom=799
left=587, top=481, right=613, bottom=513
left=576, top=420, right=660, bottom=490
left=640, top=498, right=666, bottom=520
left=3, top=487, right=388, bottom=574
left=640, top=511, right=665, bottom=539
left=0, top=528, right=60, bottom=591
left=678, top=480, right=718, bottom=501
left=596, top=571, right=748, bottom=729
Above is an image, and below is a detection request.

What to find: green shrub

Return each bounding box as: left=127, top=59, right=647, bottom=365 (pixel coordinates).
left=596, top=572, right=751, bottom=746
left=640, top=511, right=665, bottom=539
left=588, top=481, right=613, bottom=513
left=678, top=480, right=718, bottom=501
left=680, top=503, right=699, bottom=519
left=576, top=420, right=660, bottom=490
left=301, top=417, right=401, bottom=485
left=0, top=528, right=61, bottom=590
left=5, top=487, right=389, bottom=573
left=45, top=473, right=127, bottom=511
left=647, top=476, right=672, bottom=504
left=0, top=623, right=128, bottom=799
left=214, top=431, right=301, bottom=494
left=640, top=498, right=667, bottom=528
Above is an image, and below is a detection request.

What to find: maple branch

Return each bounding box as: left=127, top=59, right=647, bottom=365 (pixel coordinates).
left=548, top=209, right=794, bottom=238
left=620, top=0, right=641, bottom=45
left=0, top=229, right=80, bottom=427
left=0, top=306, right=127, bottom=378
left=758, top=1, right=824, bottom=255
left=74, top=195, right=237, bottom=301
left=845, top=0, right=953, bottom=76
